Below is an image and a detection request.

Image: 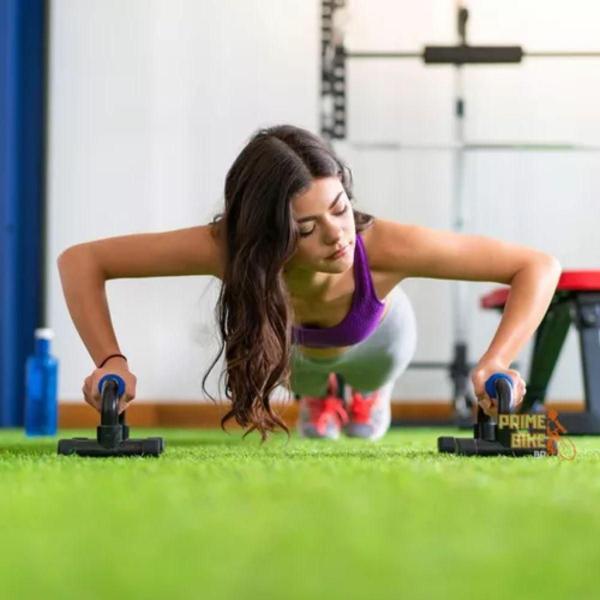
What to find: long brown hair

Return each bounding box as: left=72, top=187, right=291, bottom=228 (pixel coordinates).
left=202, top=125, right=374, bottom=442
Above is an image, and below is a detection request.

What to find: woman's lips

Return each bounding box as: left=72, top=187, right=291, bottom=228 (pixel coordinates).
left=326, top=243, right=350, bottom=260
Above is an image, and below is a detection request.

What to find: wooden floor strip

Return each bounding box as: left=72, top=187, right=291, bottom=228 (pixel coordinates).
left=58, top=400, right=585, bottom=428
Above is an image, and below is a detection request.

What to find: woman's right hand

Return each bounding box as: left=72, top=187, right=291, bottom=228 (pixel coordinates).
left=82, top=357, right=137, bottom=415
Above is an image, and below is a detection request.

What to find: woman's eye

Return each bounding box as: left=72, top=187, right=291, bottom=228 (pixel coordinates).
left=299, top=205, right=348, bottom=237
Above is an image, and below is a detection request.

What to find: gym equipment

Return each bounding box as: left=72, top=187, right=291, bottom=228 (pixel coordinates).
left=57, top=374, right=164, bottom=457
left=482, top=271, right=600, bottom=435
left=321, top=1, right=600, bottom=141
left=438, top=373, right=558, bottom=457
left=320, top=0, right=600, bottom=426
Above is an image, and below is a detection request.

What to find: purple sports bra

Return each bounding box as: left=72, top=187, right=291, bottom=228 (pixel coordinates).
left=292, top=232, right=386, bottom=348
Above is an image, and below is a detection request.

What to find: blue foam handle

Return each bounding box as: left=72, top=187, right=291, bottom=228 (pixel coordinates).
left=98, top=374, right=126, bottom=397
left=484, top=373, right=514, bottom=399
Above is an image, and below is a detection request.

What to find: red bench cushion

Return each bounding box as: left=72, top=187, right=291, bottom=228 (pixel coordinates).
left=481, top=270, right=600, bottom=309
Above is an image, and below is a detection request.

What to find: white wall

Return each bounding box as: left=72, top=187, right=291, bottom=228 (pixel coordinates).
left=340, top=0, right=600, bottom=401
left=47, top=0, right=319, bottom=402
left=48, top=0, right=600, bottom=405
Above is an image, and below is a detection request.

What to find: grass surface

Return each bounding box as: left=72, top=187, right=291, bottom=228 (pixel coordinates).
left=1, top=427, right=599, bottom=600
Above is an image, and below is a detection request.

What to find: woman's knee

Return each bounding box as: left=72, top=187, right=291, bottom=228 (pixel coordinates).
left=289, top=358, right=331, bottom=397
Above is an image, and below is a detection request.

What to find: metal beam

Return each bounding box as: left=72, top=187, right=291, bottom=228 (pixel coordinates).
left=345, top=48, right=600, bottom=62
left=349, top=141, right=600, bottom=153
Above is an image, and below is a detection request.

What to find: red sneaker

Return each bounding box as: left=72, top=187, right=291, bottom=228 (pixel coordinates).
left=343, top=388, right=391, bottom=441
left=297, top=373, right=349, bottom=439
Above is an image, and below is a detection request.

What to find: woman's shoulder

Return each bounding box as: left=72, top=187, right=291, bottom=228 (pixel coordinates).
left=358, top=217, right=411, bottom=275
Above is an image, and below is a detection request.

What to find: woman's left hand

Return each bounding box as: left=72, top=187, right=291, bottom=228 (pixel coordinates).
left=470, top=358, right=527, bottom=417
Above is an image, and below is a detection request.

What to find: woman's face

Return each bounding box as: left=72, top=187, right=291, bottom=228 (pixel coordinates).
left=288, top=176, right=356, bottom=273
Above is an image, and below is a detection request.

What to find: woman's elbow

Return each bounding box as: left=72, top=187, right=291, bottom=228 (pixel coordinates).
left=539, top=254, right=562, bottom=287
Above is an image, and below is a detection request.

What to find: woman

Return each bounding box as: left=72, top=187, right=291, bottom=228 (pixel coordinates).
left=58, top=125, right=562, bottom=443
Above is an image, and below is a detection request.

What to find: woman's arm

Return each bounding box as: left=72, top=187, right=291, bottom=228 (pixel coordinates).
left=470, top=257, right=561, bottom=411
left=57, top=224, right=224, bottom=367
left=374, top=220, right=559, bottom=284
left=373, top=219, right=561, bottom=408
left=476, top=259, right=561, bottom=367
left=57, top=244, right=124, bottom=368
left=374, top=220, right=561, bottom=362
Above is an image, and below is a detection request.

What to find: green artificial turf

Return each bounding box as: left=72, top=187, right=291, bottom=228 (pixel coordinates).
left=1, top=427, right=599, bottom=600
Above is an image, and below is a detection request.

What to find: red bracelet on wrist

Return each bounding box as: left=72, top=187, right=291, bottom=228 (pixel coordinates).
left=97, top=353, right=128, bottom=369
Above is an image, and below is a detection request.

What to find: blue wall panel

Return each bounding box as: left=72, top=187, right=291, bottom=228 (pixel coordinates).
left=0, top=0, right=47, bottom=426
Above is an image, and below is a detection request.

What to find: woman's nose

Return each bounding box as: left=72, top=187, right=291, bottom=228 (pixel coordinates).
left=324, top=232, right=343, bottom=246
left=322, top=220, right=343, bottom=242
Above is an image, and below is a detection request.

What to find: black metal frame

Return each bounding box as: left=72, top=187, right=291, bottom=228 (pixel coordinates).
left=518, top=291, right=600, bottom=435
left=321, top=0, right=347, bottom=140
left=320, top=1, right=600, bottom=141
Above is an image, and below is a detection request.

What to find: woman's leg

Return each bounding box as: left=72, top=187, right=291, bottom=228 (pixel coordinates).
left=289, top=285, right=418, bottom=440
left=333, top=285, right=417, bottom=439
left=289, top=361, right=346, bottom=439
left=289, top=351, right=333, bottom=398
left=333, top=285, right=417, bottom=394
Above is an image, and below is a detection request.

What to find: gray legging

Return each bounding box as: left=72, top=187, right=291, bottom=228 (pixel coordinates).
left=290, top=285, right=418, bottom=401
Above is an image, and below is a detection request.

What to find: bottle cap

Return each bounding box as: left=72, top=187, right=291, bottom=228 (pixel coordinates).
left=34, top=328, right=54, bottom=340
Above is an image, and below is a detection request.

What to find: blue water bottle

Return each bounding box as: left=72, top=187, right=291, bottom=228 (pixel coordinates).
left=25, top=328, right=59, bottom=436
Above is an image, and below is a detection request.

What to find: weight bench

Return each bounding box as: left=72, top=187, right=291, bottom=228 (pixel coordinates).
left=481, top=270, right=600, bottom=435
